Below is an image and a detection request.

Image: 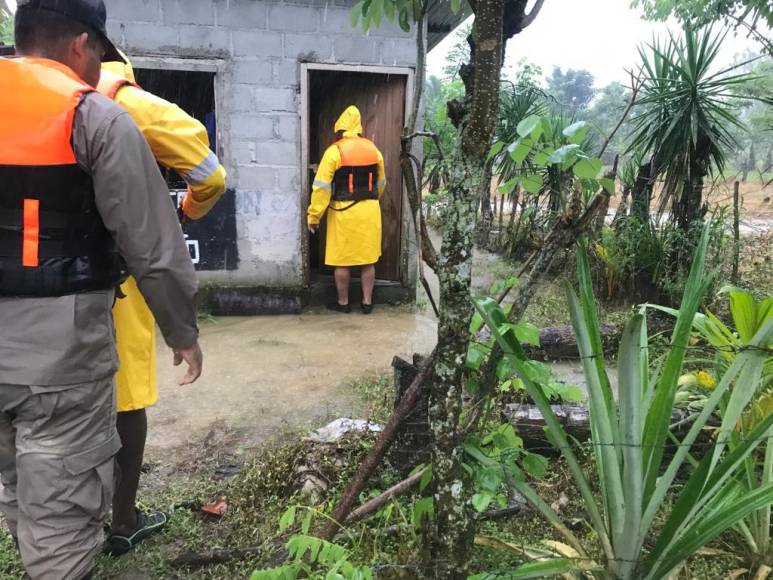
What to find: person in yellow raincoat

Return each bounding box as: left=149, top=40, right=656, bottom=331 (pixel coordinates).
left=307, top=106, right=386, bottom=314
left=97, top=56, right=226, bottom=555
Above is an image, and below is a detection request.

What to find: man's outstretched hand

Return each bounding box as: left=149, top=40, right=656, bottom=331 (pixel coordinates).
left=173, top=341, right=204, bottom=385
left=308, top=223, right=319, bottom=234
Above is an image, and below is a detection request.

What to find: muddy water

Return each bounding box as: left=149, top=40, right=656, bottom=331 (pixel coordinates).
left=149, top=307, right=437, bottom=449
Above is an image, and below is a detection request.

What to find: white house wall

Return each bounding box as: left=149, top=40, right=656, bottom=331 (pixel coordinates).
left=103, top=0, right=418, bottom=291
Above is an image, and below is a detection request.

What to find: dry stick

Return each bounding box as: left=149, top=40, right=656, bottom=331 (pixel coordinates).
left=319, top=348, right=438, bottom=541
left=345, top=470, right=424, bottom=525
left=732, top=181, right=740, bottom=284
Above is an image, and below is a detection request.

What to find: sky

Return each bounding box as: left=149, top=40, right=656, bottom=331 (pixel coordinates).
left=427, top=0, right=766, bottom=89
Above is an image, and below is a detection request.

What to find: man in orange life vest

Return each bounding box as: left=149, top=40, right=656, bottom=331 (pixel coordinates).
left=0, top=1, right=202, bottom=578
left=307, top=106, right=386, bottom=314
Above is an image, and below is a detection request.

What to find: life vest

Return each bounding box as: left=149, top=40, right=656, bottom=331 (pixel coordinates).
left=0, top=57, right=125, bottom=297
left=331, top=136, right=380, bottom=202
left=96, top=68, right=140, bottom=100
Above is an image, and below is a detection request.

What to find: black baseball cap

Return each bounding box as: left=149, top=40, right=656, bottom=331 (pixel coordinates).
left=16, top=0, right=126, bottom=63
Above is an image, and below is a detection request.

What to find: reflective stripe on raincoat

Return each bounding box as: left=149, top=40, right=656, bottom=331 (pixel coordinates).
left=307, top=106, right=386, bottom=267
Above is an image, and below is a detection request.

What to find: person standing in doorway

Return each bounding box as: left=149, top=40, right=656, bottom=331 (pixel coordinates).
left=307, top=106, right=386, bottom=314
left=0, top=1, right=202, bottom=578
left=96, top=54, right=227, bottom=556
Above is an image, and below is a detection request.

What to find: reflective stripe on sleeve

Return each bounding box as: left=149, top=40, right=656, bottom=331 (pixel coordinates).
left=313, top=179, right=332, bottom=190
left=181, top=151, right=220, bottom=185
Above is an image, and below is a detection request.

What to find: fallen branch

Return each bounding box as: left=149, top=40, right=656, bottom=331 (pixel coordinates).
left=345, top=470, right=423, bottom=524
left=170, top=547, right=266, bottom=569
left=320, top=348, right=438, bottom=541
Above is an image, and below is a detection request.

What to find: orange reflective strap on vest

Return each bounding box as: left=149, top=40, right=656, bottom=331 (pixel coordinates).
left=22, top=199, right=40, bottom=268
left=0, top=57, right=93, bottom=166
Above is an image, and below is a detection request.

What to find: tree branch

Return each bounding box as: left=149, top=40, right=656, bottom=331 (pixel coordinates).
left=320, top=349, right=438, bottom=541
left=597, top=68, right=643, bottom=159
left=521, top=0, right=547, bottom=29
left=345, top=471, right=424, bottom=524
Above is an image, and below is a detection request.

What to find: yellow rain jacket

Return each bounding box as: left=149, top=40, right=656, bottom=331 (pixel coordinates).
left=308, top=106, right=386, bottom=267
left=99, top=60, right=227, bottom=412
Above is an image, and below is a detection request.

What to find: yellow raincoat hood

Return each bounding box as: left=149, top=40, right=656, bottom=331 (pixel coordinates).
left=335, top=106, right=363, bottom=137
left=102, top=49, right=136, bottom=82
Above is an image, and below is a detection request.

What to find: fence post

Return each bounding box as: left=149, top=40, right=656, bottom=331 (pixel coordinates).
left=732, top=181, right=740, bottom=285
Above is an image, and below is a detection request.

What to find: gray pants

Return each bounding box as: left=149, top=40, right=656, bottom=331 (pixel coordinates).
left=0, top=379, right=120, bottom=580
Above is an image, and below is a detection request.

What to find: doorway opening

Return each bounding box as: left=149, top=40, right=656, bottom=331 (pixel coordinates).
left=132, top=67, right=238, bottom=271
left=304, top=67, right=408, bottom=284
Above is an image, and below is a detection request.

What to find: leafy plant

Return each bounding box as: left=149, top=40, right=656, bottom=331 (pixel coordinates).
left=650, top=287, right=773, bottom=571
left=251, top=507, right=373, bottom=580
left=474, top=225, right=773, bottom=579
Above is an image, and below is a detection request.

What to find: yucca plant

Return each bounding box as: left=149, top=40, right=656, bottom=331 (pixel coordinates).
left=627, top=26, right=752, bottom=232
left=474, top=225, right=773, bottom=579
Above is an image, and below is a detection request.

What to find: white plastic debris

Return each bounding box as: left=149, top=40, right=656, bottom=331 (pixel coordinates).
left=307, top=418, right=383, bottom=444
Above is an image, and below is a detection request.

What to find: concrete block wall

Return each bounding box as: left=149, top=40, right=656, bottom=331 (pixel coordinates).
left=103, top=0, right=418, bottom=291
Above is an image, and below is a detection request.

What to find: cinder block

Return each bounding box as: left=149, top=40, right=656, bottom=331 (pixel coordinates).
left=233, top=59, right=274, bottom=85
left=277, top=167, right=301, bottom=193
left=269, top=4, right=319, bottom=32
left=161, top=0, right=214, bottom=25
left=379, top=38, right=417, bottom=66
left=226, top=84, right=258, bottom=112
left=319, top=4, right=357, bottom=32
left=255, top=141, right=298, bottom=166
left=217, top=0, right=268, bottom=29
left=229, top=114, right=275, bottom=140
left=284, top=33, right=332, bottom=60
left=233, top=30, right=283, bottom=57
left=104, top=0, right=159, bottom=22
left=274, top=59, right=299, bottom=87
left=179, top=25, right=230, bottom=53
left=276, top=114, right=299, bottom=143
left=252, top=88, right=296, bottom=113
left=231, top=141, right=258, bottom=165
left=238, top=165, right=278, bottom=191
left=120, top=23, right=179, bottom=53
left=334, top=35, right=377, bottom=63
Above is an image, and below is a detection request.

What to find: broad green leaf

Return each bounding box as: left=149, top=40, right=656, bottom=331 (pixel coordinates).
left=420, top=465, right=432, bottom=492
left=509, top=138, right=533, bottom=163
left=563, top=121, right=590, bottom=144
left=522, top=452, right=548, bottom=478
left=573, top=157, right=603, bottom=179
left=488, top=141, right=505, bottom=159
left=496, top=356, right=514, bottom=381
left=464, top=377, right=480, bottom=394
left=413, top=497, right=433, bottom=528
left=520, top=172, right=543, bottom=194
left=521, top=360, right=551, bottom=385
left=451, top=0, right=461, bottom=15
left=471, top=492, right=494, bottom=512
left=517, top=114, right=541, bottom=138
left=533, top=149, right=551, bottom=166
left=465, top=342, right=488, bottom=370
left=384, top=0, right=394, bottom=21
left=600, top=177, right=616, bottom=194
left=498, top=177, right=518, bottom=194
left=350, top=1, right=363, bottom=27
left=370, top=0, right=382, bottom=27
left=398, top=8, right=410, bottom=32
left=548, top=144, right=581, bottom=164
left=729, top=289, right=772, bottom=344
left=514, top=321, right=540, bottom=346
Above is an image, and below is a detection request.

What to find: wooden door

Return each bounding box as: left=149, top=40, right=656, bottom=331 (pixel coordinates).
left=309, top=70, right=406, bottom=281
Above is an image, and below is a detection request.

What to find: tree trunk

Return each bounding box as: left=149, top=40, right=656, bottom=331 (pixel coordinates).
left=476, top=163, right=495, bottom=247
left=631, top=161, right=653, bottom=223
left=426, top=0, right=507, bottom=576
